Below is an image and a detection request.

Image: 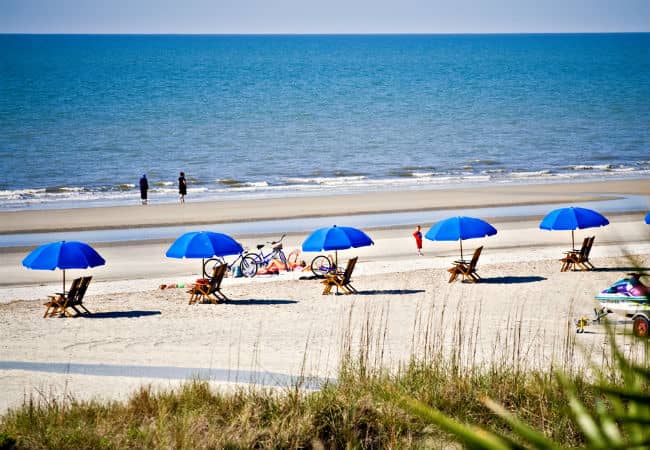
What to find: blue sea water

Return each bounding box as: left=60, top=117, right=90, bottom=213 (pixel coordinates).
left=1, top=33, right=649, bottom=210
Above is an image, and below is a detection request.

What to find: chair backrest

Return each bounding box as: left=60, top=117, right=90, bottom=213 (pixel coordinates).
left=341, top=257, right=358, bottom=283
left=583, top=236, right=595, bottom=260
left=75, top=276, right=93, bottom=304
left=467, top=246, right=483, bottom=271
left=209, top=264, right=227, bottom=292
left=576, top=237, right=590, bottom=259
left=65, top=277, right=83, bottom=300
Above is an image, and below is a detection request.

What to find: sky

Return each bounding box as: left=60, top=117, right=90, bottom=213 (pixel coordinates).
left=1, top=0, right=648, bottom=34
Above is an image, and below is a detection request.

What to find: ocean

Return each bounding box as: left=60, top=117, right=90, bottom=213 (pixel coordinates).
left=1, top=33, right=649, bottom=210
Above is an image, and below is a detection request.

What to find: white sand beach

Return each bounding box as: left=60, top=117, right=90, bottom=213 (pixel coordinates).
left=0, top=179, right=649, bottom=413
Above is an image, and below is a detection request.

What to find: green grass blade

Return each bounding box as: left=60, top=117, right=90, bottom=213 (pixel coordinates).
left=394, top=394, right=513, bottom=450
left=595, top=386, right=650, bottom=404
left=482, top=397, right=567, bottom=450
left=567, top=391, right=609, bottom=448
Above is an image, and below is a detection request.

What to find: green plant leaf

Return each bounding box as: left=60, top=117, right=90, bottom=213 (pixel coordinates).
left=567, top=391, right=609, bottom=448
left=394, top=394, right=513, bottom=450
left=482, top=397, right=567, bottom=450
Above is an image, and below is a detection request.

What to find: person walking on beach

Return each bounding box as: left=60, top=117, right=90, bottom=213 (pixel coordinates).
left=413, top=225, right=423, bottom=256
left=139, top=174, right=149, bottom=205
left=178, top=171, right=187, bottom=204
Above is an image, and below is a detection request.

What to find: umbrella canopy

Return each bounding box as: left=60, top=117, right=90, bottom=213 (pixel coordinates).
left=166, top=231, right=243, bottom=259
left=22, top=240, right=106, bottom=292
left=302, top=225, right=374, bottom=265
left=166, top=231, right=243, bottom=273
left=425, top=216, right=497, bottom=260
left=539, top=206, right=609, bottom=249
left=645, top=211, right=650, bottom=225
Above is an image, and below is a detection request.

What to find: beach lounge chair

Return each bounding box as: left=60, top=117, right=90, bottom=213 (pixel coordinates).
left=560, top=236, right=595, bottom=272
left=321, top=256, right=358, bottom=295
left=66, top=275, right=93, bottom=316
left=447, top=246, right=483, bottom=283
left=582, top=236, right=596, bottom=270
left=44, top=277, right=82, bottom=318
left=187, top=263, right=228, bottom=304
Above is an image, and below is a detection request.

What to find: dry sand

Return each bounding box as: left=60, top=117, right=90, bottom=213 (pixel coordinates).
left=0, top=179, right=649, bottom=413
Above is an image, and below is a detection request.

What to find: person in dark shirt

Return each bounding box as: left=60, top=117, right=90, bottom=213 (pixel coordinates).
left=139, top=174, right=149, bottom=205
left=178, top=171, right=187, bottom=204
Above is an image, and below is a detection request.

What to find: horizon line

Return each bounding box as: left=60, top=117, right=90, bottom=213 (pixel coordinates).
left=1, top=31, right=648, bottom=36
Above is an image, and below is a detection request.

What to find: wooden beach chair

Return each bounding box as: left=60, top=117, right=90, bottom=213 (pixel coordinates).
left=447, top=246, right=483, bottom=283
left=67, top=276, right=93, bottom=316
left=581, top=236, right=596, bottom=270
left=187, top=263, right=228, bottom=304
left=321, top=257, right=358, bottom=295
left=560, top=236, right=594, bottom=272
left=44, top=277, right=82, bottom=318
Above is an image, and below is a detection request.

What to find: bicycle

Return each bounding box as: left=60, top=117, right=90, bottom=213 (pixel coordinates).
left=203, top=252, right=248, bottom=278
left=310, top=254, right=338, bottom=278
left=240, top=234, right=288, bottom=277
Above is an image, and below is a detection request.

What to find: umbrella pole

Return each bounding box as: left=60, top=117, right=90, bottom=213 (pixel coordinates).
left=63, top=269, right=66, bottom=294
left=335, top=251, right=339, bottom=295
left=572, top=230, right=575, bottom=250
left=460, top=239, right=463, bottom=260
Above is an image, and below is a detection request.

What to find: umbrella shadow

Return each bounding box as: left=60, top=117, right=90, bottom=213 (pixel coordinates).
left=479, top=276, right=546, bottom=284
left=590, top=267, right=650, bottom=273
left=356, top=289, right=426, bottom=295
left=87, top=310, right=161, bottom=319
left=224, top=299, right=298, bottom=306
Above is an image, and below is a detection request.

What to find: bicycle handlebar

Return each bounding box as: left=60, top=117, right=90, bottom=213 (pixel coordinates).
left=252, top=234, right=286, bottom=251
left=269, top=234, right=286, bottom=245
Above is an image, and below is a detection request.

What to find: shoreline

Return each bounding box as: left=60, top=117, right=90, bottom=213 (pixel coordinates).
left=1, top=178, right=649, bottom=235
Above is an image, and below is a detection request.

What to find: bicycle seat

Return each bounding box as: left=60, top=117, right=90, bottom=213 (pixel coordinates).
left=256, top=244, right=265, bottom=250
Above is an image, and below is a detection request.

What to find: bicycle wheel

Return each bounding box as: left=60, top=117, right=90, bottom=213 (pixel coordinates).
left=240, top=254, right=259, bottom=278
left=203, top=257, right=225, bottom=278
left=311, top=255, right=332, bottom=278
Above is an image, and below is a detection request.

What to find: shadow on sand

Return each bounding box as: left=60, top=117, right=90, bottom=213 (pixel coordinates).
left=590, top=267, right=650, bottom=273
left=87, top=310, right=161, bottom=319
left=479, top=276, right=546, bottom=284
left=224, top=299, right=298, bottom=306
left=357, top=289, right=426, bottom=295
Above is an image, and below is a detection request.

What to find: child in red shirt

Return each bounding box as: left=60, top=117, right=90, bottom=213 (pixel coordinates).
left=413, top=225, right=423, bottom=256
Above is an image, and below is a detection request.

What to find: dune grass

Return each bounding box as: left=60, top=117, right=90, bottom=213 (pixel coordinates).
left=0, top=308, right=615, bottom=450
left=1, top=275, right=647, bottom=449
left=0, top=362, right=602, bottom=449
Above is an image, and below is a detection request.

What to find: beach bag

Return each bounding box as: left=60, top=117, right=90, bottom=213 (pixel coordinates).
left=232, top=265, right=243, bottom=278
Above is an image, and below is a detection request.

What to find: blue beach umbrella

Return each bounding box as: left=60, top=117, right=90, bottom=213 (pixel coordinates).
left=645, top=211, right=650, bottom=225
left=302, top=225, right=374, bottom=265
left=22, top=240, right=106, bottom=292
left=166, top=231, right=243, bottom=273
left=425, top=216, right=497, bottom=260
left=539, top=206, right=609, bottom=249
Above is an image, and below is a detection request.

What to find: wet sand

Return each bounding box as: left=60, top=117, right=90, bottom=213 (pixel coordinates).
left=1, top=178, right=648, bottom=234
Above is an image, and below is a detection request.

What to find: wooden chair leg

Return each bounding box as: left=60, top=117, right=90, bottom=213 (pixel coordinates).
left=448, top=270, right=459, bottom=283
left=215, top=290, right=229, bottom=302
